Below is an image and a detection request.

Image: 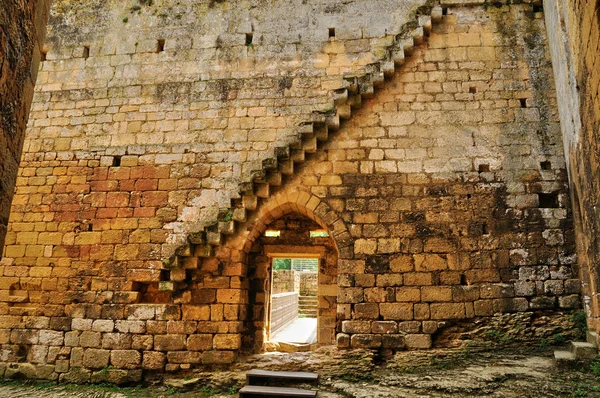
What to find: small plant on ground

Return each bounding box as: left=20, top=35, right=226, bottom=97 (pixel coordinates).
left=484, top=329, right=501, bottom=341
left=552, top=333, right=567, bottom=345
left=591, top=361, right=600, bottom=376
left=572, top=310, right=588, bottom=340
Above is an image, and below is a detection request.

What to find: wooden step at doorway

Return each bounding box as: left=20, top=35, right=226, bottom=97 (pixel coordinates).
left=239, top=385, right=317, bottom=397
left=246, top=369, right=319, bottom=385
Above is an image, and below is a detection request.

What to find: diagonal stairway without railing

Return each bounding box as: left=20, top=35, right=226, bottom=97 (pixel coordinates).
left=158, top=5, right=446, bottom=293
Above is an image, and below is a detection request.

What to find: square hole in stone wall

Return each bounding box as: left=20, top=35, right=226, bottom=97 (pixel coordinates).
left=245, top=33, right=253, bottom=45
left=112, top=156, right=122, bottom=167
left=519, top=98, right=528, bottom=108
left=478, top=164, right=490, bottom=173
left=538, top=192, right=559, bottom=208
left=157, top=39, right=165, bottom=53
left=41, top=49, right=47, bottom=61
left=329, top=28, right=336, bottom=38
left=540, top=161, right=552, bottom=170
left=469, top=86, right=477, bottom=94
left=83, top=46, right=90, bottom=59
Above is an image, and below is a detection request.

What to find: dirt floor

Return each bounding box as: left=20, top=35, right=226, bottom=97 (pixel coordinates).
left=0, top=342, right=599, bottom=398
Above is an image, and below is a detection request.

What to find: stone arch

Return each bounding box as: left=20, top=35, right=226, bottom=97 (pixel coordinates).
left=239, top=191, right=350, bottom=352
left=241, top=191, right=353, bottom=259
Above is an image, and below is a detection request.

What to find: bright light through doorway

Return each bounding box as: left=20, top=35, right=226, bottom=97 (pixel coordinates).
left=270, top=257, right=318, bottom=345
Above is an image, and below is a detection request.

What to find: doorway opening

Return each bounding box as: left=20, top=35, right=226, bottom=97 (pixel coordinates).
left=270, top=256, right=319, bottom=345
left=245, top=212, right=338, bottom=352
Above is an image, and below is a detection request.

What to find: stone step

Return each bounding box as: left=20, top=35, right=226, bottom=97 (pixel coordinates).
left=207, top=230, right=221, bottom=246
left=242, top=195, right=258, bottom=211
left=315, top=125, right=328, bottom=141
left=246, top=369, right=319, bottom=385
left=267, top=171, right=282, bottom=187
left=571, top=341, right=597, bottom=359
left=291, top=149, right=305, bottom=163
left=337, top=103, right=352, bottom=119
left=256, top=182, right=270, bottom=198
left=587, top=331, right=598, bottom=347
left=302, top=135, right=317, bottom=153
left=218, top=220, right=235, bottom=235
left=279, top=158, right=294, bottom=175
left=239, top=385, right=317, bottom=397
left=232, top=207, right=247, bottom=222
left=554, top=350, right=577, bottom=370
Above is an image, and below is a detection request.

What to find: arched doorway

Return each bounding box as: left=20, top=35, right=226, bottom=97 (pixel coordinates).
left=244, top=212, right=338, bottom=352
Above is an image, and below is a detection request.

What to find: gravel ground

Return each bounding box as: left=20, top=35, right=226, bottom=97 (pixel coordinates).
left=0, top=344, right=598, bottom=398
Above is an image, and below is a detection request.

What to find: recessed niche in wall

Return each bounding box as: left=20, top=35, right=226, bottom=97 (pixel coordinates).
left=329, top=28, right=336, bottom=38
left=469, top=86, right=477, bottom=94
left=538, top=192, right=559, bottom=208
left=482, top=223, right=489, bottom=235
left=478, top=164, right=490, bottom=173
left=157, top=39, right=165, bottom=53
left=533, top=4, right=543, bottom=12
left=83, top=46, right=90, bottom=59
left=245, top=33, right=253, bottom=45
left=540, top=161, right=552, bottom=170
left=519, top=98, right=528, bottom=108
left=41, top=50, right=47, bottom=61
left=112, top=156, right=122, bottom=167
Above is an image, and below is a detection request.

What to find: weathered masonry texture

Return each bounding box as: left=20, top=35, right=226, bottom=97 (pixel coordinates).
left=0, top=0, right=52, bottom=252
left=544, top=0, right=600, bottom=342
left=0, top=0, right=580, bottom=382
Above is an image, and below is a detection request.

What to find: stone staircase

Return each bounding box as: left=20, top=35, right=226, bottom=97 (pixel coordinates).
left=239, top=369, right=319, bottom=397
left=161, top=5, right=446, bottom=289
left=554, top=331, right=598, bottom=369
left=298, top=296, right=318, bottom=318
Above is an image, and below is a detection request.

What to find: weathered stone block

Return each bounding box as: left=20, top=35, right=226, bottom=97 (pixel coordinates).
left=341, top=320, right=371, bottom=334
left=79, top=331, right=101, bottom=348
left=372, top=321, right=398, bottom=334
left=83, top=348, right=110, bottom=369
left=380, top=303, right=413, bottom=320
left=111, top=350, right=142, bottom=369
left=430, top=303, right=465, bottom=319
left=350, top=334, right=382, bottom=348
left=354, top=303, right=379, bottom=320
left=213, top=334, right=241, bottom=350
left=187, top=334, right=213, bottom=351
left=404, top=334, right=432, bottom=349
left=201, top=350, right=235, bottom=364
left=154, top=334, right=186, bottom=351
left=142, top=351, right=165, bottom=370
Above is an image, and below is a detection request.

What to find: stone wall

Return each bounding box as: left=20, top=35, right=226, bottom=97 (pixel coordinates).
left=270, top=292, right=298, bottom=336
left=0, top=0, right=581, bottom=382
left=300, top=273, right=318, bottom=296
left=543, top=0, right=600, bottom=336
left=0, top=0, right=52, bottom=252
left=272, top=270, right=300, bottom=295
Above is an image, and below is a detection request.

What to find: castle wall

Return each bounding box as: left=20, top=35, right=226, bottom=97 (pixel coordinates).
left=0, top=0, right=579, bottom=382
left=0, top=0, right=52, bottom=253
left=543, top=0, right=600, bottom=336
